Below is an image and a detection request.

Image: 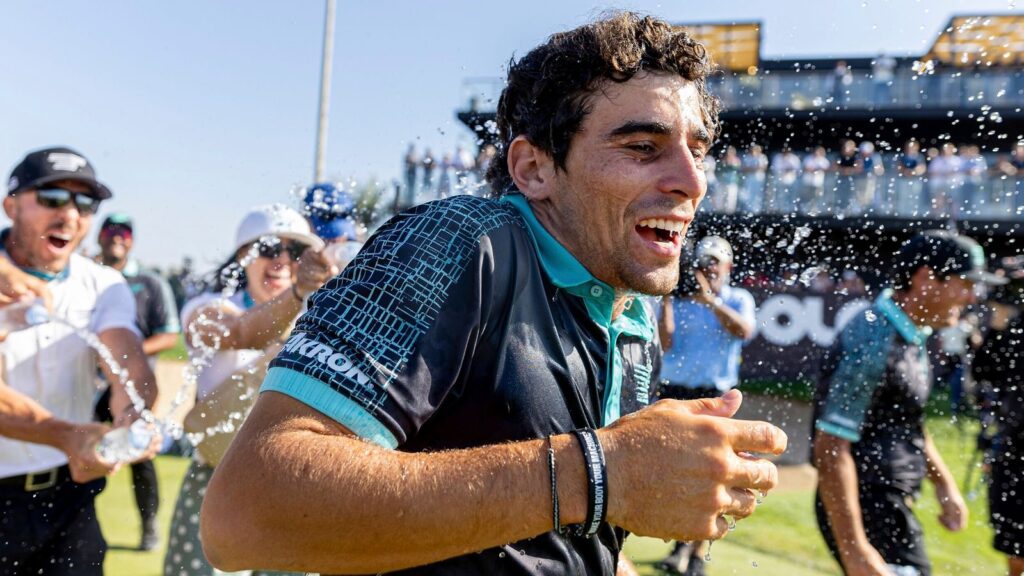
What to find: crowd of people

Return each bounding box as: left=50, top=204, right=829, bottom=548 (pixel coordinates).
left=398, top=142, right=496, bottom=209
left=702, top=139, right=1024, bottom=219
left=0, top=11, right=1021, bottom=576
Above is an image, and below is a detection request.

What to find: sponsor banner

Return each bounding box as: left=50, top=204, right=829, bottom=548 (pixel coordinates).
left=741, top=288, right=870, bottom=383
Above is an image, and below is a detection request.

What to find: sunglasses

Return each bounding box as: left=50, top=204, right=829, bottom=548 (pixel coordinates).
left=33, top=188, right=101, bottom=215
left=255, top=238, right=308, bottom=262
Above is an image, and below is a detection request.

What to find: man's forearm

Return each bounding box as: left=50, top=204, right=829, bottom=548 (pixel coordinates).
left=142, top=332, right=179, bottom=357
left=710, top=302, right=753, bottom=340
left=0, top=384, right=73, bottom=448
left=202, top=393, right=589, bottom=574
left=923, top=432, right=954, bottom=487
left=814, top=434, right=871, bottom=561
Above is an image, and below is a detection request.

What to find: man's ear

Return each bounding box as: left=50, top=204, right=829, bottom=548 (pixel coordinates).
left=3, top=195, right=17, bottom=221
left=507, top=136, right=557, bottom=201
left=909, top=265, right=936, bottom=293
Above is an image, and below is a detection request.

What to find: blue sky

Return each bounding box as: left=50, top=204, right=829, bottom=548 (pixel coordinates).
left=1, top=0, right=1018, bottom=268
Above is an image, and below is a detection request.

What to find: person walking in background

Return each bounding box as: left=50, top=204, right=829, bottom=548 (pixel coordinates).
left=959, top=143, right=988, bottom=217
left=813, top=231, right=1004, bottom=576
left=163, top=204, right=332, bottom=576
left=656, top=235, right=756, bottom=576
left=830, top=60, right=853, bottom=107
left=94, top=212, right=181, bottom=551
left=0, top=146, right=159, bottom=575
left=872, top=52, right=897, bottom=106
left=927, top=143, right=963, bottom=217
left=972, top=259, right=1024, bottom=576
left=420, top=148, right=437, bottom=199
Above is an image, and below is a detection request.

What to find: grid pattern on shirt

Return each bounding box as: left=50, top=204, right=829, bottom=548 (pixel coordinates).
left=271, top=195, right=523, bottom=413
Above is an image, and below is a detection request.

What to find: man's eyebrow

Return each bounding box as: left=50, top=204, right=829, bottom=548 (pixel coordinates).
left=605, top=120, right=673, bottom=139
left=692, top=125, right=712, bottom=148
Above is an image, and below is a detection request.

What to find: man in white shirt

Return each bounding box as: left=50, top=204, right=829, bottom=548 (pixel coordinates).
left=0, top=146, right=158, bottom=575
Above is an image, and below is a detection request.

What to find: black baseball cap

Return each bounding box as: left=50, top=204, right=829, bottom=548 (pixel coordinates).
left=895, top=230, right=1008, bottom=287
left=7, top=146, right=112, bottom=200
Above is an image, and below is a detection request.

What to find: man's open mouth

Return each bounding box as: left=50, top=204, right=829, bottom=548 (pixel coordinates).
left=47, top=233, right=72, bottom=250
left=636, top=218, right=685, bottom=245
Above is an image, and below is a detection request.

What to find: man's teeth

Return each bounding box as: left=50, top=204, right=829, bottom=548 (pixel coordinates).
left=49, top=233, right=72, bottom=241
left=637, top=218, right=684, bottom=235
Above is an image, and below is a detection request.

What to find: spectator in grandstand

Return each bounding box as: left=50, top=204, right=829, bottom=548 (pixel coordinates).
left=715, top=145, right=742, bottom=213
left=960, top=144, right=989, bottom=217
left=656, top=235, right=756, bottom=576
left=972, top=259, right=1024, bottom=575
left=202, top=13, right=785, bottom=575
left=801, top=146, right=831, bottom=215
left=740, top=144, right=768, bottom=212
left=829, top=60, right=853, bottom=106
left=401, top=144, right=419, bottom=210
left=452, top=145, right=476, bottom=193
left=808, top=267, right=835, bottom=294
left=995, top=141, right=1024, bottom=214
left=94, top=213, right=181, bottom=551
left=835, top=139, right=861, bottom=215
left=814, top=231, right=1004, bottom=576
left=420, top=148, right=437, bottom=198
left=854, top=141, right=885, bottom=214
left=769, top=146, right=801, bottom=213
left=927, top=143, right=963, bottom=217
left=872, top=53, right=897, bottom=106
left=896, top=140, right=928, bottom=216
left=436, top=152, right=454, bottom=199
left=473, top=144, right=496, bottom=189
left=164, top=204, right=332, bottom=576
left=837, top=269, right=866, bottom=297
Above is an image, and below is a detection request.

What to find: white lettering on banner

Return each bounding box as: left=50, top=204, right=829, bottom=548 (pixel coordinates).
left=755, top=296, right=870, bottom=347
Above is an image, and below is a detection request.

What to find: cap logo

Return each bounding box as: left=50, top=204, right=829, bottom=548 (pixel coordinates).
left=7, top=176, right=18, bottom=192
left=47, top=152, right=87, bottom=172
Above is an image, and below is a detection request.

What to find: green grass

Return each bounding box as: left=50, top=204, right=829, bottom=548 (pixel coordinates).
left=158, top=335, right=188, bottom=362
left=98, top=419, right=1004, bottom=575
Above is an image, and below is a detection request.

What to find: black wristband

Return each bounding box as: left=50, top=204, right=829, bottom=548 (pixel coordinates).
left=570, top=428, right=607, bottom=538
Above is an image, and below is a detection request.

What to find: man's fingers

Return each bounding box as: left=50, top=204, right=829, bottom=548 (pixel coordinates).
left=728, top=455, right=779, bottom=492
left=729, top=420, right=787, bottom=455
left=678, top=389, right=743, bottom=418
left=724, top=487, right=758, bottom=519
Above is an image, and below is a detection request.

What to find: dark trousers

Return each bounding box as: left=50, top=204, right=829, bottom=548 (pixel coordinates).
left=94, top=386, right=159, bottom=525
left=815, top=488, right=931, bottom=575
left=0, top=474, right=106, bottom=576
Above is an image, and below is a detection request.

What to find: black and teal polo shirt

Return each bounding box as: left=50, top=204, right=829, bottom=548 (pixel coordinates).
left=262, top=192, right=660, bottom=575
left=813, top=289, right=933, bottom=495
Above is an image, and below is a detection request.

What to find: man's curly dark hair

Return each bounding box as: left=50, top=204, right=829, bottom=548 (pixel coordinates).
left=485, top=11, right=720, bottom=196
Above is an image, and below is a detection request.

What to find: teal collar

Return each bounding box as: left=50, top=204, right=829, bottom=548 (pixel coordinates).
left=875, top=288, right=932, bottom=346
left=241, top=290, right=255, bottom=310
left=121, top=259, right=141, bottom=278
left=502, top=193, right=653, bottom=340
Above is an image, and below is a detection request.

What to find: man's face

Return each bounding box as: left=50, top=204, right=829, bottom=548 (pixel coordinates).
left=917, top=269, right=977, bottom=327
left=99, top=224, right=133, bottom=266
left=3, top=180, right=95, bottom=272
left=699, top=257, right=730, bottom=294
left=539, top=73, right=710, bottom=296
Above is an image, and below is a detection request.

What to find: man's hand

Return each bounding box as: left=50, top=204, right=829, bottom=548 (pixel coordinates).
left=59, top=421, right=121, bottom=483
left=598, top=389, right=786, bottom=541
left=692, top=269, right=715, bottom=306
left=935, top=480, right=968, bottom=531
left=296, top=248, right=336, bottom=297
left=0, top=259, right=51, bottom=309
left=842, top=544, right=891, bottom=576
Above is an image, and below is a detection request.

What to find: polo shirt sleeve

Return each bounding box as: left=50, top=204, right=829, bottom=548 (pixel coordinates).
left=814, top=313, right=891, bottom=443
left=147, top=273, right=182, bottom=334
left=262, top=199, right=519, bottom=449
left=92, top=267, right=141, bottom=338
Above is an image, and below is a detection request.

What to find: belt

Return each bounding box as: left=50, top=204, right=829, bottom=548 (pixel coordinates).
left=0, top=465, right=71, bottom=492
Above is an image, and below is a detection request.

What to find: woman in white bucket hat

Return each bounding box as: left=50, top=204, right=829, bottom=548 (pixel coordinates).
left=163, top=204, right=333, bottom=576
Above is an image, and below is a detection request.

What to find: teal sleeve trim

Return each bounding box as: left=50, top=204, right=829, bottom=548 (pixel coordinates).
left=153, top=323, right=181, bottom=334
left=815, top=420, right=861, bottom=443
left=260, top=367, right=399, bottom=449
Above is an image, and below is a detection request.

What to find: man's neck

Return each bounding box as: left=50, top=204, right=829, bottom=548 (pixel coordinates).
left=103, top=256, right=127, bottom=272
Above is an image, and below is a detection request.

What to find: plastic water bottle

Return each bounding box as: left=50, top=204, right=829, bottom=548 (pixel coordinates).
left=95, top=419, right=155, bottom=463
left=323, top=241, right=363, bottom=271
left=0, top=299, right=49, bottom=333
